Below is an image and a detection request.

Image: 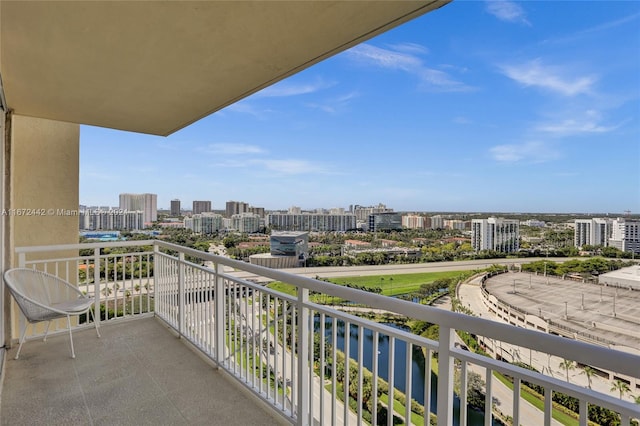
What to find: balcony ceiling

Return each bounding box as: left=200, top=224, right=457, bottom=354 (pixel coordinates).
left=0, top=1, right=448, bottom=136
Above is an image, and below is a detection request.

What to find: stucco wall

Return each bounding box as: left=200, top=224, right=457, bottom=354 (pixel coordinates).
left=7, top=114, right=80, bottom=341
left=10, top=114, right=79, bottom=253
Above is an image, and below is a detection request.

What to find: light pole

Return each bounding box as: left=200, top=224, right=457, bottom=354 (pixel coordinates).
left=613, top=294, right=616, bottom=317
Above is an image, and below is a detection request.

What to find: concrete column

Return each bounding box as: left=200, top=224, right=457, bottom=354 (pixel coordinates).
left=9, top=114, right=79, bottom=251
left=6, top=114, right=80, bottom=342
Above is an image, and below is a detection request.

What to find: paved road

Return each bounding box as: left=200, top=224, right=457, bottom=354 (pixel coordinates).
left=227, top=257, right=579, bottom=283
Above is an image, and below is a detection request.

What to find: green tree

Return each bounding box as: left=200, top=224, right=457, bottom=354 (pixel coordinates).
left=611, top=379, right=631, bottom=399
left=580, top=366, right=596, bottom=389
left=559, top=359, right=575, bottom=383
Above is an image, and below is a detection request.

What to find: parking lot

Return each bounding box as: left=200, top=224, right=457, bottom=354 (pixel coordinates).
left=483, top=271, right=640, bottom=350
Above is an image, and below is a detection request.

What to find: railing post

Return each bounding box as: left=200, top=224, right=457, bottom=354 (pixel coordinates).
left=178, top=252, right=185, bottom=337
left=18, top=252, right=26, bottom=268
left=93, top=248, right=101, bottom=328
left=437, top=326, right=455, bottom=426
left=153, top=243, right=159, bottom=315
left=214, top=262, right=225, bottom=365
left=296, top=288, right=310, bottom=426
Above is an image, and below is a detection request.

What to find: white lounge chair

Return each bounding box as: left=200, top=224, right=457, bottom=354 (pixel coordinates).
left=4, top=268, right=101, bottom=359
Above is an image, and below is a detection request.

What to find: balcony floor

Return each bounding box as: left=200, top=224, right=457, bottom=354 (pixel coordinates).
left=1, top=316, right=285, bottom=425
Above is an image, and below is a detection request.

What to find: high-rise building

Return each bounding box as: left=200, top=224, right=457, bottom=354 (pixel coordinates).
left=232, top=213, right=262, bottom=233
left=192, top=200, right=212, bottom=215
left=574, top=218, right=610, bottom=248
left=170, top=199, right=181, bottom=216
left=430, top=215, right=444, bottom=230
left=368, top=212, right=402, bottom=232
left=353, top=203, right=392, bottom=221
left=185, top=212, right=223, bottom=234
left=444, top=219, right=468, bottom=230
left=609, top=218, right=640, bottom=254
left=119, top=193, right=157, bottom=225
left=402, top=214, right=426, bottom=229
left=226, top=200, right=249, bottom=217
left=80, top=207, right=144, bottom=231
left=248, top=206, right=265, bottom=218
left=267, top=212, right=356, bottom=232
left=471, top=217, right=519, bottom=253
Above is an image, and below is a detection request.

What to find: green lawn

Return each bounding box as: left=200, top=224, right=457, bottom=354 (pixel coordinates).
left=329, top=271, right=465, bottom=296
left=494, top=372, right=579, bottom=426
left=267, top=270, right=467, bottom=299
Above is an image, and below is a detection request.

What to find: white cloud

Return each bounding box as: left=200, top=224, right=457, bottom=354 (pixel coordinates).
left=387, top=42, right=430, bottom=55
left=490, top=141, right=560, bottom=163
left=211, top=157, right=333, bottom=176
left=306, top=91, right=360, bottom=114
left=536, top=110, right=621, bottom=136
left=419, top=69, right=473, bottom=92
left=453, top=116, right=472, bottom=125
left=200, top=143, right=265, bottom=155
left=485, top=0, right=531, bottom=26
left=348, top=44, right=422, bottom=72
left=500, top=59, right=596, bottom=96
left=254, top=159, right=330, bottom=175
left=255, top=79, right=334, bottom=98
left=347, top=43, right=473, bottom=92
left=224, top=101, right=274, bottom=119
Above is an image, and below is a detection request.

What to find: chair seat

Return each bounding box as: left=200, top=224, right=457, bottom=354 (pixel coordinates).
left=51, top=299, right=95, bottom=313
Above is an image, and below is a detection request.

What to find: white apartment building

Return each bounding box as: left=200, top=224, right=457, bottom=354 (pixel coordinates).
left=471, top=217, right=520, bottom=253
left=574, top=218, right=610, bottom=248
left=430, top=215, right=444, bottom=230
left=609, top=218, right=640, bottom=254
left=119, top=193, right=157, bottom=224
left=80, top=208, right=145, bottom=231
left=267, top=213, right=356, bottom=232
left=231, top=213, right=262, bottom=233
left=402, top=214, right=426, bottom=229
left=352, top=203, right=392, bottom=221
left=444, top=219, right=468, bottom=230
left=185, top=212, right=224, bottom=234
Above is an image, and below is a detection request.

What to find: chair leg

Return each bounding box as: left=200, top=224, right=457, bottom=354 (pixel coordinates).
left=66, top=315, right=75, bottom=359
left=89, top=308, right=101, bottom=338
left=15, top=321, right=28, bottom=360
left=43, top=321, right=52, bottom=342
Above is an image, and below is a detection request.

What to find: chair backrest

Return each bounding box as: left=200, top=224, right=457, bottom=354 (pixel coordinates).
left=4, top=268, right=82, bottom=309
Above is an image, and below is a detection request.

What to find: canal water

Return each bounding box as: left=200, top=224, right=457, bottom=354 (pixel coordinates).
left=318, top=318, right=496, bottom=425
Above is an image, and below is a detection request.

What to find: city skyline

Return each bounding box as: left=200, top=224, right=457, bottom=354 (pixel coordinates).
left=80, top=1, right=640, bottom=214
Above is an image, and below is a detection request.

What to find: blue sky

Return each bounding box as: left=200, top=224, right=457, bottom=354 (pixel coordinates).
left=80, top=1, right=640, bottom=214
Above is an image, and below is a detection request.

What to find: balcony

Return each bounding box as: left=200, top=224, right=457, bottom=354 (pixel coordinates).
left=2, top=240, right=639, bottom=426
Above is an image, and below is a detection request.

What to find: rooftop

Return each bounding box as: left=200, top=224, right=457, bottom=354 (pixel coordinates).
left=484, top=271, right=640, bottom=350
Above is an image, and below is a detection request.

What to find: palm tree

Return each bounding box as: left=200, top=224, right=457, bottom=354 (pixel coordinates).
left=634, top=395, right=640, bottom=405
left=611, top=379, right=631, bottom=400
left=581, top=366, right=596, bottom=389
left=559, top=359, right=575, bottom=383
left=101, top=284, right=112, bottom=297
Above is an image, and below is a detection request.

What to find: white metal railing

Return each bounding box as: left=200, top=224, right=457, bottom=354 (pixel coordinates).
left=13, top=240, right=640, bottom=426
left=16, top=240, right=155, bottom=328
